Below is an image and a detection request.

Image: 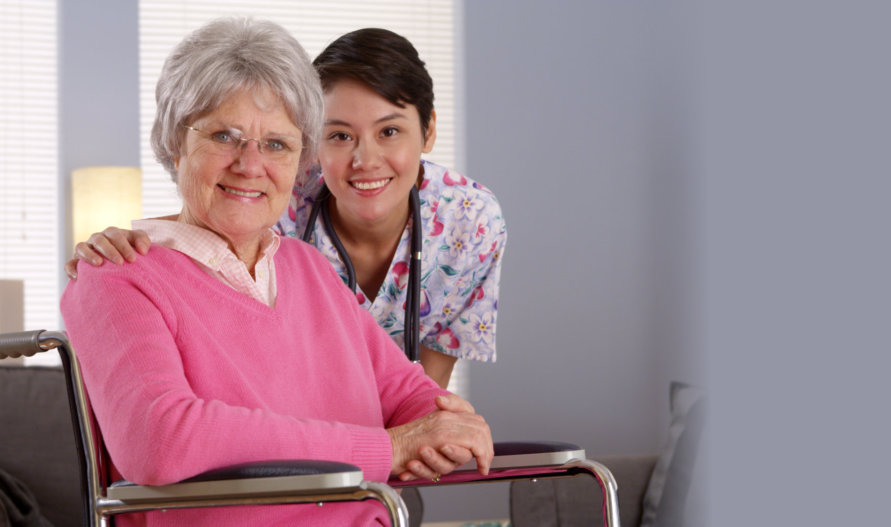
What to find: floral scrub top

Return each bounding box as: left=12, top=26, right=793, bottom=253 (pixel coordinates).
left=276, top=160, right=506, bottom=362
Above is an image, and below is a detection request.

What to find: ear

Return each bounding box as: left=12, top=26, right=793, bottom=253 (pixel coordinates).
left=422, top=110, right=437, bottom=154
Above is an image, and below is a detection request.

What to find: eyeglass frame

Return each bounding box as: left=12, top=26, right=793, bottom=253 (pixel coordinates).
left=182, top=124, right=303, bottom=161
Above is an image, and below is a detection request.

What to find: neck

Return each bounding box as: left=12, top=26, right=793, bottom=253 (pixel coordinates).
left=328, top=197, right=410, bottom=250
left=177, top=210, right=262, bottom=277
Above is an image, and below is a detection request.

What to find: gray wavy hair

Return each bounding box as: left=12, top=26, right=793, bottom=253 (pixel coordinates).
left=151, top=17, right=323, bottom=182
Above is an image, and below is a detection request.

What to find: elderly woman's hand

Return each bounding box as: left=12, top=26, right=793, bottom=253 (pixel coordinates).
left=388, top=394, right=493, bottom=482
left=65, top=227, right=152, bottom=279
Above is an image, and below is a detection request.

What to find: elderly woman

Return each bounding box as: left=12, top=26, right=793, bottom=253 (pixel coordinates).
left=60, top=18, right=492, bottom=526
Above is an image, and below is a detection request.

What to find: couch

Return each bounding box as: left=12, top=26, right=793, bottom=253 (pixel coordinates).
left=0, top=364, right=703, bottom=527
left=0, top=366, right=81, bottom=527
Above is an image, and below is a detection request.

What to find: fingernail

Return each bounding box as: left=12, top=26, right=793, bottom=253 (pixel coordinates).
left=442, top=446, right=453, bottom=456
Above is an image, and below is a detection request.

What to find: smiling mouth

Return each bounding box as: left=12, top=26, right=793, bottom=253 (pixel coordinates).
left=351, top=179, right=391, bottom=191
left=219, top=184, right=263, bottom=198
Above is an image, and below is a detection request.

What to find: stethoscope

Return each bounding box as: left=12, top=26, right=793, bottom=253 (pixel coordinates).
left=302, top=183, right=422, bottom=363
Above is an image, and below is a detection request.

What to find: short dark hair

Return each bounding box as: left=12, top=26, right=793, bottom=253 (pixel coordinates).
left=313, top=28, right=434, bottom=138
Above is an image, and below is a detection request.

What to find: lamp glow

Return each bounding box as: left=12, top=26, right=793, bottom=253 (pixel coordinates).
left=71, top=167, right=142, bottom=251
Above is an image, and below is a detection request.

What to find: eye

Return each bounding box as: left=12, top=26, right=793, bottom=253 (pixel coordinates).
left=209, top=130, right=238, bottom=145
left=380, top=126, right=399, bottom=138
left=263, top=138, right=288, bottom=152
left=327, top=131, right=352, bottom=143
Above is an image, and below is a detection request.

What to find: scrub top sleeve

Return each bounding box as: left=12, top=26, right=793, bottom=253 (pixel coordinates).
left=424, top=195, right=506, bottom=363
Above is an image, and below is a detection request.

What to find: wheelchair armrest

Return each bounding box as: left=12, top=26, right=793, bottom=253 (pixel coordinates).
left=489, top=441, right=586, bottom=469
left=388, top=441, right=620, bottom=527
left=388, top=440, right=588, bottom=486
left=107, top=460, right=365, bottom=502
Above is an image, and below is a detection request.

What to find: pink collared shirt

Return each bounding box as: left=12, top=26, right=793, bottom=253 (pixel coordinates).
left=132, top=219, right=279, bottom=306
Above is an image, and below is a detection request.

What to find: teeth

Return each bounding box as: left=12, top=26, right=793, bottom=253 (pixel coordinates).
left=221, top=186, right=262, bottom=198
left=352, top=179, right=389, bottom=190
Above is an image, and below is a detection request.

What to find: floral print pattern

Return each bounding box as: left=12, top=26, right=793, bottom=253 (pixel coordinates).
left=276, top=160, right=505, bottom=362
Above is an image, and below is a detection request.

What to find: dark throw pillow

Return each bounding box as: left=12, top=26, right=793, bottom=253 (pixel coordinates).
left=0, top=468, right=53, bottom=527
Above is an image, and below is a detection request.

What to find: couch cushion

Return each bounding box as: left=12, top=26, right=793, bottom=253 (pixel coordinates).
left=0, top=366, right=83, bottom=527
left=509, top=453, right=658, bottom=527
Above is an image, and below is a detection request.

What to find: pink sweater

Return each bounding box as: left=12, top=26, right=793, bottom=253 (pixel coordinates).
left=61, top=238, right=447, bottom=526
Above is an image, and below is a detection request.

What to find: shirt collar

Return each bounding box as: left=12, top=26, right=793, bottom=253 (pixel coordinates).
left=131, top=219, right=280, bottom=271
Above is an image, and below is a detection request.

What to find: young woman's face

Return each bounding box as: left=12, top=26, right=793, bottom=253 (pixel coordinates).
left=318, top=79, right=435, bottom=228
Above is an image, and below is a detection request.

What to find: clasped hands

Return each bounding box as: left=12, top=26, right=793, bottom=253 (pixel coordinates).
left=388, top=394, right=493, bottom=482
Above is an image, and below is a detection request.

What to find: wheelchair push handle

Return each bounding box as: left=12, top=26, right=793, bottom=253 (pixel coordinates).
left=0, top=329, right=68, bottom=359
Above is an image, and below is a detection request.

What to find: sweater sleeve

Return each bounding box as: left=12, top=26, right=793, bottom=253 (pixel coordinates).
left=61, top=257, right=394, bottom=485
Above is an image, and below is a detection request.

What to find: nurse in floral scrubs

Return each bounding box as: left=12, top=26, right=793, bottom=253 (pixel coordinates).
left=67, top=28, right=506, bottom=390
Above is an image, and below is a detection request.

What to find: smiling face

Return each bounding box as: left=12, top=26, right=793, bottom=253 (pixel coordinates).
left=318, top=79, right=435, bottom=230
left=176, top=88, right=302, bottom=253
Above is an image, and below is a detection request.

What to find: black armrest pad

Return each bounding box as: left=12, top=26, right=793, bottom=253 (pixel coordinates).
left=494, top=441, right=581, bottom=456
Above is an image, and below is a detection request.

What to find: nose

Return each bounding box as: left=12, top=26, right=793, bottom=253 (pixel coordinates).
left=231, top=139, right=265, bottom=177
left=351, top=140, right=383, bottom=170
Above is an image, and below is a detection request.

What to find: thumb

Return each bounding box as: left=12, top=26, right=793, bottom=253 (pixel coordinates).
left=436, top=394, right=475, bottom=414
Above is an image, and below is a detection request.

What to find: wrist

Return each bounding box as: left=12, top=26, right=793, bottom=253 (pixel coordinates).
left=387, top=427, right=405, bottom=474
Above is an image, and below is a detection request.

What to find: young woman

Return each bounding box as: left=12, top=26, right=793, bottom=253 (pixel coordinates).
left=67, top=28, right=506, bottom=389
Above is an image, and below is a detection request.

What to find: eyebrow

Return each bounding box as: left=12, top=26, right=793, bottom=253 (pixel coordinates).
left=196, top=120, right=299, bottom=138
left=324, top=112, right=409, bottom=127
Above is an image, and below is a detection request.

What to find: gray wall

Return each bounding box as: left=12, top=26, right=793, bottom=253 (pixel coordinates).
left=460, top=0, right=701, bottom=451
left=699, top=2, right=891, bottom=526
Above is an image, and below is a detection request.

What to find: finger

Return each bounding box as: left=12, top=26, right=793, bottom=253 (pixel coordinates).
left=439, top=444, right=473, bottom=466
left=64, top=258, right=79, bottom=280
left=86, top=233, right=125, bottom=265
left=405, top=458, right=440, bottom=482
left=132, top=230, right=151, bottom=255
left=419, top=446, right=462, bottom=476
left=103, top=227, right=140, bottom=262
left=398, top=471, right=418, bottom=482
left=73, top=241, right=104, bottom=266
left=471, top=441, right=494, bottom=476
left=435, top=394, right=475, bottom=414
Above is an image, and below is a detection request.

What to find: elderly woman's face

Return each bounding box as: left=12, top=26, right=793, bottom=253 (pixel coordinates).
left=176, top=88, right=301, bottom=246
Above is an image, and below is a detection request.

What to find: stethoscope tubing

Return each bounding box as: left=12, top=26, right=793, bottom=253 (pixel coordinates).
left=302, top=183, right=422, bottom=363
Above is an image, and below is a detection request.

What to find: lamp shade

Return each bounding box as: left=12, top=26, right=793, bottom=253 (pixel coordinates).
left=71, top=167, right=142, bottom=250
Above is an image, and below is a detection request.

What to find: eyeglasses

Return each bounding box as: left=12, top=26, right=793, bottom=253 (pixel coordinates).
left=183, top=125, right=302, bottom=163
